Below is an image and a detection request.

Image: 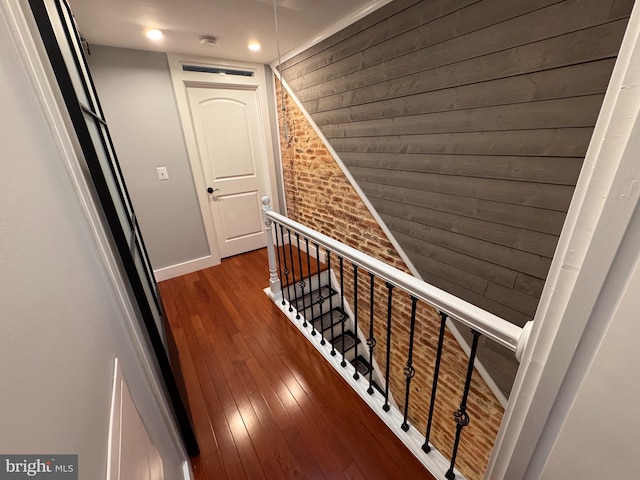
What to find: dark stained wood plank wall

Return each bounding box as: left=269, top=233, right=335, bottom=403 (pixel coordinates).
left=279, top=0, right=633, bottom=395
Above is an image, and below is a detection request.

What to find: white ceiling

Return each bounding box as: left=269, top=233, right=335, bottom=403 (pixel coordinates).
left=68, top=0, right=387, bottom=64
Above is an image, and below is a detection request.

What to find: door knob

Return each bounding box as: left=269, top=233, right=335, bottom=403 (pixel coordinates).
left=207, top=187, right=220, bottom=194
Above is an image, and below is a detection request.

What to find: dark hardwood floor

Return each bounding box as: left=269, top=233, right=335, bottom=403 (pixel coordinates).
left=159, top=248, right=434, bottom=480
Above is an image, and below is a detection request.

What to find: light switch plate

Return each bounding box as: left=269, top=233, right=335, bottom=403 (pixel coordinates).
left=156, top=167, right=169, bottom=180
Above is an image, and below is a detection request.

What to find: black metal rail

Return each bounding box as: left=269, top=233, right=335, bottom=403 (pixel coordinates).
left=264, top=212, right=520, bottom=480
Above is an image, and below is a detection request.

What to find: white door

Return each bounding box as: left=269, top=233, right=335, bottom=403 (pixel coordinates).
left=187, top=86, right=267, bottom=258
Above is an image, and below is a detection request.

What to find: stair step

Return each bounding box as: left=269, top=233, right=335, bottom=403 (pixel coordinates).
left=347, top=352, right=382, bottom=392
left=310, top=307, right=347, bottom=332
left=291, top=285, right=335, bottom=312
left=330, top=330, right=360, bottom=354
left=352, top=355, right=372, bottom=377
left=282, top=272, right=386, bottom=397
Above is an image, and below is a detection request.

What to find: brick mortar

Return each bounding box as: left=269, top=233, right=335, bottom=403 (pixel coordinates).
left=276, top=80, right=503, bottom=480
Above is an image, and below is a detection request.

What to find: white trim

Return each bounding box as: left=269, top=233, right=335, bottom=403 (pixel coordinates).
left=166, top=54, right=280, bottom=264
left=270, top=69, right=510, bottom=407
left=3, top=0, right=188, bottom=464
left=153, top=255, right=219, bottom=282
left=268, top=67, right=288, bottom=215
left=275, top=225, right=326, bottom=264
left=487, top=3, right=640, bottom=478
left=106, top=359, right=121, bottom=480
left=266, top=288, right=463, bottom=480
left=272, top=71, right=421, bottom=288
left=181, top=460, right=193, bottom=480
left=266, top=207, right=523, bottom=353
left=269, top=0, right=395, bottom=68
left=296, top=236, right=326, bottom=264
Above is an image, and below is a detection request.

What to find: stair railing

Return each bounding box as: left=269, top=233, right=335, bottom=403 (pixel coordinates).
left=261, top=197, right=532, bottom=479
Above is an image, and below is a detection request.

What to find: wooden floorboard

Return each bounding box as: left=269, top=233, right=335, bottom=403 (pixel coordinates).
left=159, top=248, right=434, bottom=480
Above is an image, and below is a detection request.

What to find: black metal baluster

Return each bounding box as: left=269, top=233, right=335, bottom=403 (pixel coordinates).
left=296, top=233, right=307, bottom=326
left=316, top=243, right=325, bottom=345
left=287, top=229, right=300, bottom=317
left=423, top=311, right=448, bottom=453
left=352, top=264, right=360, bottom=380
left=382, top=282, right=394, bottom=411
left=445, top=329, right=481, bottom=480
left=279, top=224, right=291, bottom=308
left=401, top=296, right=418, bottom=431
left=305, top=238, right=316, bottom=336
left=366, top=272, right=376, bottom=395
left=274, top=222, right=285, bottom=306
left=327, top=249, right=336, bottom=356
left=339, top=257, right=347, bottom=368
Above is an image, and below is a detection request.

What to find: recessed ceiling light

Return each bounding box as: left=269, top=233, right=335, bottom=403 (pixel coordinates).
left=146, top=29, right=163, bottom=41
left=248, top=41, right=261, bottom=52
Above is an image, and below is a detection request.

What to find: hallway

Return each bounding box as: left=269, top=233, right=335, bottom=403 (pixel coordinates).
left=158, top=248, right=434, bottom=479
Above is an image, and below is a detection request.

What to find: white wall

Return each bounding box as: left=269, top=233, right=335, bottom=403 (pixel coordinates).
left=88, top=45, right=209, bottom=271
left=541, top=244, right=640, bottom=478
left=0, top=3, right=187, bottom=477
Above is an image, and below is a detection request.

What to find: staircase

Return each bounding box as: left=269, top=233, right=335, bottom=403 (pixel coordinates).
left=282, top=269, right=382, bottom=391
left=262, top=197, right=531, bottom=480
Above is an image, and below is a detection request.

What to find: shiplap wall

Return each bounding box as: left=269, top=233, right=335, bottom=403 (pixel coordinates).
left=279, top=0, right=633, bottom=393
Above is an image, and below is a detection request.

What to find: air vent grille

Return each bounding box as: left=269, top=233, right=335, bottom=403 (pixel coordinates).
left=182, top=65, right=254, bottom=77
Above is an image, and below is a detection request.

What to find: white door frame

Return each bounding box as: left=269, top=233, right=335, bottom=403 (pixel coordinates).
left=168, top=54, right=279, bottom=265
left=487, top=3, right=640, bottom=478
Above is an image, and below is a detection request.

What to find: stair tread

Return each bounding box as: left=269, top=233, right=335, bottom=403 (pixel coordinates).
left=353, top=355, right=372, bottom=376
left=330, top=330, right=360, bottom=352
left=310, top=307, right=347, bottom=330
left=291, top=285, right=335, bottom=311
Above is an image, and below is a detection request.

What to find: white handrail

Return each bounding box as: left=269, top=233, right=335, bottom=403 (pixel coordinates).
left=262, top=197, right=526, bottom=353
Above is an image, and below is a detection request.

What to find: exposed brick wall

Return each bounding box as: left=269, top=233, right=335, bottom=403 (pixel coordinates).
left=276, top=79, right=504, bottom=480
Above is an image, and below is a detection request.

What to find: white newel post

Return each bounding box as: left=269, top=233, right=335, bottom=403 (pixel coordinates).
left=261, top=197, right=282, bottom=301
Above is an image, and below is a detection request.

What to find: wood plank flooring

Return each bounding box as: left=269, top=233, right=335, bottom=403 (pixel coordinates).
left=158, top=248, right=434, bottom=480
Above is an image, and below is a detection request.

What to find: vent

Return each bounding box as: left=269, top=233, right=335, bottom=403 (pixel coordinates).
left=256, top=0, right=314, bottom=11
left=182, top=65, right=254, bottom=77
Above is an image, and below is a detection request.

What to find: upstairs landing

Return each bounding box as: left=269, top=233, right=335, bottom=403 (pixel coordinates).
left=159, top=248, right=434, bottom=480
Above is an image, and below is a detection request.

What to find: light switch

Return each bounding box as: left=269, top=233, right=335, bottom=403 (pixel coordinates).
left=156, top=167, right=169, bottom=181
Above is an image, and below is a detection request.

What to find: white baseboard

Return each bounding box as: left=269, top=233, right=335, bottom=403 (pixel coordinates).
left=278, top=231, right=327, bottom=263
left=297, top=238, right=327, bottom=264
left=153, top=255, right=220, bottom=282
